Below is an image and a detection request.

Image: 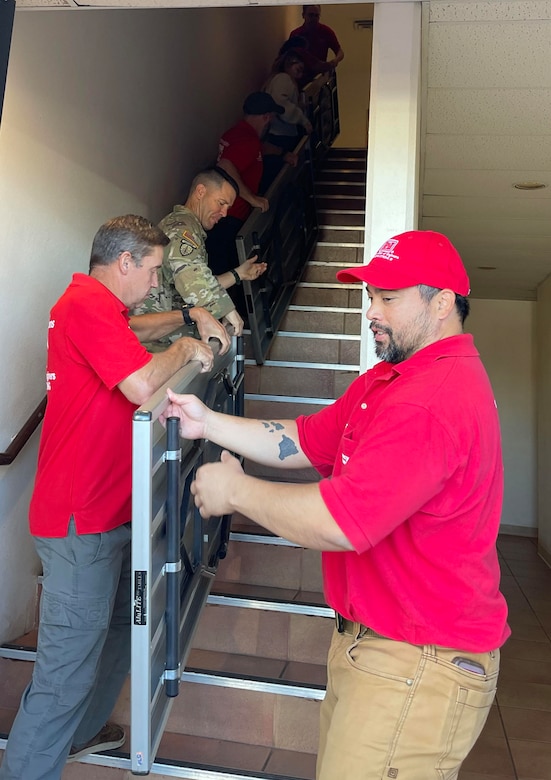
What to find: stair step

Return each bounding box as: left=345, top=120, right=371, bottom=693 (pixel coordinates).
left=215, top=535, right=323, bottom=593
left=195, top=600, right=332, bottom=666
left=315, top=182, right=365, bottom=196
left=164, top=680, right=321, bottom=768
left=318, top=226, right=364, bottom=242
left=325, top=147, right=367, bottom=160
left=315, top=195, right=366, bottom=210
left=317, top=210, right=365, bottom=228
left=156, top=733, right=317, bottom=779
left=311, top=243, right=364, bottom=264
left=244, top=362, right=359, bottom=401
left=185, top=650, right=326, bottom=694
left=291, top=284, right=361, bottom=308
left=321, top=158, right=366, bottom=171
left=244, top=397, right=329, bottom=419
left=316, top=170, right=366, bottom=182
left=303, top=261, right=363, bottom=284
left=281, top=306, right=361, bottom=335
left=265, top=332, right=360, bottom=365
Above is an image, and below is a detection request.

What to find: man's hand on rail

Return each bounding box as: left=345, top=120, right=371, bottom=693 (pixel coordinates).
left=185, top=339, right=215, bottom=373
left=189, top=307, right=230, bottom=355
left=160, top=391, right=209, bottom=440
left=283, top=152, right=299, bottom=167
left=190, top=450, right=243, bottom=518
left=223, top=309, right=244, bottom=337
left=237, top=256, right=268, bottom=282
left=250, top=195, right=269, bottom=213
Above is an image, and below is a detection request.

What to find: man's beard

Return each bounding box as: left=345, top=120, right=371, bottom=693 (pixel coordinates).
left=373, top=326, right=410, bottom=364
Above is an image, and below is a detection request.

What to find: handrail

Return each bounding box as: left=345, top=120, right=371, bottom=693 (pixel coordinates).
left=0, top=397, right=47, bottom=466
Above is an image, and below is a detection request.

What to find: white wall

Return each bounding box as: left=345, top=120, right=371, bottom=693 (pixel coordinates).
left=321, top=3, right=373, bottom=148
left=466, top=299, right=537, bottom=534
left=536, top=276, right=551, bottom=562
left=0, top=5, right=292, bottom=644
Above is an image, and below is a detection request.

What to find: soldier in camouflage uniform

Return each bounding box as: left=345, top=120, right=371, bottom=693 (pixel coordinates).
left=133, top=168, right=267, bottom=350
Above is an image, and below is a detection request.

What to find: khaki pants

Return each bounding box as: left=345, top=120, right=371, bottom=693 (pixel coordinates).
left=317, top=627, right=499, bottom=780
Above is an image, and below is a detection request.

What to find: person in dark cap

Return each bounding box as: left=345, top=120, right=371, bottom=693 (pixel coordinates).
left=206, top=92, right=294, bottom=281
left=163, top=230, right=509, bottom=780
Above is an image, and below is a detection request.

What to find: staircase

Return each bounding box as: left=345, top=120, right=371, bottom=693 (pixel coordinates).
left=0, top=148, right=367, bottom=779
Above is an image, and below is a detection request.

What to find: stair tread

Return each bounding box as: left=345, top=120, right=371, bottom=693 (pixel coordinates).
left=157, top=731, right=316, bottom=779
left=211, top=580, right=326, bottom=608
left=186, top=648, right=326, bottom=689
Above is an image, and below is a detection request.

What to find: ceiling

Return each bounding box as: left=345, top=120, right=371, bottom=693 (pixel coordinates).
left=421, top=0, right=551, bottom=301
left=12, top=0, right=551, bottom=301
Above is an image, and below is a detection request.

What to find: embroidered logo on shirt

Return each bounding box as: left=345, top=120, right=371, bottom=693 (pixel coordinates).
left=179, top=230, right=199, bottom=256
left=341, top=453, right=349, bottom=465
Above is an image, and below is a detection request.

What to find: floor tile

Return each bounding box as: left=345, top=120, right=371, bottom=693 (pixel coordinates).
left=497, top=680, right=551, bottom=711
left=508, top=738, right=551, bottom=779
left=460, top=735, right=516, bottom=776
left=499, top=658, right=551, bottom=684
left=500, top=706, right=551, bottom=742
left=501, top=639, right=551, bottom=662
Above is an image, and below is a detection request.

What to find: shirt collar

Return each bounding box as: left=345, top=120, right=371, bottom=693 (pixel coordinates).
left=370, top=334, right=478, bottom=381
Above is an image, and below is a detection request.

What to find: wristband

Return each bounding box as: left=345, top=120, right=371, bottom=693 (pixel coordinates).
left=231, top=269, right=242, bottom=286
left=181, top=307, right=194, bottom=327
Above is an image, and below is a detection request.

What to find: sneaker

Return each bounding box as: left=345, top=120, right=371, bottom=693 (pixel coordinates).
left=67, top=722, right=126, bottom=762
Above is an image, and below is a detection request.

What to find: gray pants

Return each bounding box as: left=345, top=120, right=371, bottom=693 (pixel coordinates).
left=0, top=519, right=132, bottom=780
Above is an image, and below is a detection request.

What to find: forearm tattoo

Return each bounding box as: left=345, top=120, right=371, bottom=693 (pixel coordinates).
left=261, top=421, right=299, bottom=461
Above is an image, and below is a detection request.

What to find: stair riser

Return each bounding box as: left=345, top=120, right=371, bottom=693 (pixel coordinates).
left=193, top=605, right=332, bottom=666
left=292, top=287, right=362, bottom=308
left=315, top=183, right=365, bottom=197
left=316, top=196, right=365, bottom=210
left=311, top=244, right=364, bottom=264
left=303, top=265, right=363, bottom=284
left=244, top=399, right=327, bottom=420
left=321, top=159, right=366, bottom=171
left=317, top=171, right=366, bottom=183
left=265, top=336, right=360, bottom=365
left=166, top=683, right=321, bottom=755
left=318, top=227, right=364, bottom=243
left=245, top=365, right=358, bottom=400
left=216, top=540, right=323, bottom=593
left=280, top=309, right=361, bottom=335
left=318, top=212, right=365, bottom=226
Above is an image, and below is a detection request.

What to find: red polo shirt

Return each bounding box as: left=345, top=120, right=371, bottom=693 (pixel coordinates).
left=289, top=22, right=341, bottom=62
left=297, top=335, right=510, bottom=652
left=29, top=274, right=152, bottom=537
left=217, top=120, right=263, bottom=222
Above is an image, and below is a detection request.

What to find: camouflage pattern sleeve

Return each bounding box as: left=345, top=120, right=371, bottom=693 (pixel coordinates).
left=164, top=213, right=235, bottom=321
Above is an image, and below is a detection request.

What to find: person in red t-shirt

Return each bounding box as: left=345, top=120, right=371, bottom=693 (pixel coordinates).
left=164, top=230, right=509, bottom=780
left=206, top=91, right=296, bottom=279
left=289, top=4, right=344, bottom=84
left=0, top=215, right=226, bottom=780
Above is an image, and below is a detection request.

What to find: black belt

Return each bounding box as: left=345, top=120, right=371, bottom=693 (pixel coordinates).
left=335, top=612, right=387, bottom=639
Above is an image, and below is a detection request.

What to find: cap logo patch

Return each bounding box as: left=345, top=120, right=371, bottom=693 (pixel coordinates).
left=375, top=238, right=399, bottom=262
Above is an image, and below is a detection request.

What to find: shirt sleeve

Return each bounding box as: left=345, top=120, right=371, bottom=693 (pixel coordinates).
left=326, top=26, right=341, bottom=55
left=66, top=297, right=152, bottom=390
left=165, top=224, right=235, bottom=320
left=266, top=74, right=309, bottom=127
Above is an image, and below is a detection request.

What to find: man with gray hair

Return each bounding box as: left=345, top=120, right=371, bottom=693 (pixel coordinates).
left=0, top=215, right=218, bottom=780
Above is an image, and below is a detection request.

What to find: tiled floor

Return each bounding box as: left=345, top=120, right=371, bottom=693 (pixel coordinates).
left=458, top=534, right=551, bottom=780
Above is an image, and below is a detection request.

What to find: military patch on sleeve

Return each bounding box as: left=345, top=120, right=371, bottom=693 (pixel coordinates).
left=179, top=230, right=200, bottom=256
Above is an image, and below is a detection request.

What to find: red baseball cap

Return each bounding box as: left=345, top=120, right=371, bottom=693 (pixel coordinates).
left=336, top=230, right=470, bottom=296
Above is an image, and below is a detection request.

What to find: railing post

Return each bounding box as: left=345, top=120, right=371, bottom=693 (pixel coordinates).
left=163, top=416, right=182, bottom=697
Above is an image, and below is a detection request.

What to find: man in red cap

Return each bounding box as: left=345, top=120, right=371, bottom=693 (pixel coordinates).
left=163, top=230, right=509, bottom=780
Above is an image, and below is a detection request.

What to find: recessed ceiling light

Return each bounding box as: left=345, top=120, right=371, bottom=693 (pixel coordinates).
left=477, top=266, right=497, bottom=271
left=513, top=181, right=546, bottom=190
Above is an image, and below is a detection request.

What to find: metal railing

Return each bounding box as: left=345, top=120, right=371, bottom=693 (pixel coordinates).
left=130, top=335, right=244, bottom=774
left=236, top=70, right=340, bottom=365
